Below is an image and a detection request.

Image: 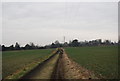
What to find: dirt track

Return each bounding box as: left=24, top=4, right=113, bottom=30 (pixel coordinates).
left=20, top=51, right=59, bottom=79
left=20, top=48, right=98, bottom=80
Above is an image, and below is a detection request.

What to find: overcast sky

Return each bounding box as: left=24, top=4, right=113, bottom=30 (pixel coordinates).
left=2, top=2, right=118, bottom=46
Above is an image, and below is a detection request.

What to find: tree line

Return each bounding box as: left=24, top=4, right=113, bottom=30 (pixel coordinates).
left=0, top=39, right=119, bottom=51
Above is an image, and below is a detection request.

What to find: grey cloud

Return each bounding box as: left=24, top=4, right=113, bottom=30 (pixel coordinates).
left=2, top=2, right=118, bottom=46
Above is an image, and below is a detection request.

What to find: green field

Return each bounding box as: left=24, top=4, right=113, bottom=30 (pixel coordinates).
left=65, top=46, right=118, bottom=79
left=2, top=49, right=54, bottom=79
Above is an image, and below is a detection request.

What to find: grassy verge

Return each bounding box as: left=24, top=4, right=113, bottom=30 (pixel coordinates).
left=65, top=45, right=118, bottom=79
left=2, top=49, right=55, bottom=79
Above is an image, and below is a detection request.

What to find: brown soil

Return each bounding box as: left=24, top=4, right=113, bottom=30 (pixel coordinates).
left=19, top=48, right=98, bottom=80
left=51, top=48, right=98, bottom=79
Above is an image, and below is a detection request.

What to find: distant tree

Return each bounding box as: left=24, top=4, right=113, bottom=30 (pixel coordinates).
left=25, top=44, right=31, bottom=49
left=84, top=40, right=89, bottom=46
left=96, top=39, right=102, bottom=45
left=35, top=44, right=40, bottom=49
left=45, top=45, right=51, bottom=49
left=2, top=45, right=6, bottom=51
left=51, top=43, right=56, bottom=48
left=9, top=45, right=14, bottom=50
left=68, top=40, right=72, bottom=47
left=1, top=38, right=117, bottom=51
left=55, top=40, right=60, bottom=47
left=55, top=40, right=59, bottom=44
left=30, top=42, right=36, bottom=49
left=118, top=40, right=120, bottom=45
left=71, top=39, right=79, bottom=47
left=15, top=42, right=20, bottom=50
left=21, top=47, right=25, bottom=50
left=104, top=40, right=111, bottom=45
left=0, top=45, right=1, bottom=51
left=63, top=42, right=68, bottom=47
left=39, top=46, right=46, bottom=49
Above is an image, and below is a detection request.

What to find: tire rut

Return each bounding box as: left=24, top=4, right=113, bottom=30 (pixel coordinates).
left=20, top=51, right=59, bottom=79
left=51, top=48, right=98, bottom=80
left=19, top=48, right=98, bottom=80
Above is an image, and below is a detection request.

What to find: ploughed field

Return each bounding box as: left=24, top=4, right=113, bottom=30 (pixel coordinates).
left=65, top=46, right=118, bottom=79
left=2, top=49, right=54, bottom=79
